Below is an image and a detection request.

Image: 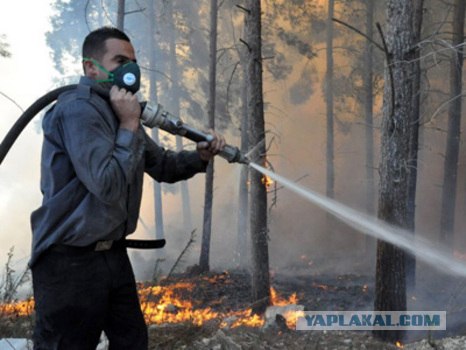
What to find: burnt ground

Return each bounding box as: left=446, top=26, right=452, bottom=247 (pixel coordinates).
left=2, top=268, right=466, bottom=349
left=145, top=268, right=466, bottom=349
left=146, top=269, right=391, bottom=349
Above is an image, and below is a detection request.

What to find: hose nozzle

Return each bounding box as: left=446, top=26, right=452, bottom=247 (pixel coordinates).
left=140, top=102, right=249, bottom=164
left=218, top=145, right=250, bottom=164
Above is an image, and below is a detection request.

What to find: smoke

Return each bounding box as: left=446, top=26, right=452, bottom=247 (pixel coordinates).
left=0, top=1, right=58, bottom=279
left=3, top=5, right=466, bottom=338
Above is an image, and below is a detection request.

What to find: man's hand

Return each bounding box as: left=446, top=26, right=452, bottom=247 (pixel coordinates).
left=109, top=86, right=141, bottom=132
left=196, top=130, right=226, bottom=162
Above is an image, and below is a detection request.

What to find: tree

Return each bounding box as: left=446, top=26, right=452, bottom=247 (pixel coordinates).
left=232, top=0, right=321, bottom=267
left=324, top=0, right=338, bottom=251
left=244, top=0, right=270, bottom=313
left=46, top=0, right=95, bottom=77
left=325, top=0, right=335, bottom=202
left=374, top=0, right=421, bottom=342
left=148, top=0, right=165, bottom=241
left=162, top=0, right=194, bottom=234
left=405, top=0, right=424, bottom=291
left=439, top=0, right=466, bottom=248
left=363, top=0, right=376, bottom=255
left=117, top=0, right=125, bottom=30
left=235, top=48, right=249, bottom=268
left=0, top=35, right=10, bottom=58
left=199, top=0, right=219, bottom=272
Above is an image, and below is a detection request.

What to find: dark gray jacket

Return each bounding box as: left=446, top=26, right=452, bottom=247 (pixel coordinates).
left=30, top=77, right=206, bottom=266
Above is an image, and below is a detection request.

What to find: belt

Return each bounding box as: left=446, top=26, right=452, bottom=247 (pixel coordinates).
left=49, top=239, right=166, bottom=253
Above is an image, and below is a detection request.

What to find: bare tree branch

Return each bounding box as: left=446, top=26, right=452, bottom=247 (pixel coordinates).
left=332, top=17, right=384, bottom=52
left=0, top=34, right=11, bottom=58
left=236, top=4, right=250, bottom=14
left=0, top=91, right=24, bottom=112
left=167, top=230, right=196, bottom=278
left=376, top=22, right=395, bottom=118
left=225, top=60, right=240, bottom=118
left=125, top=8, right=146, bottom=15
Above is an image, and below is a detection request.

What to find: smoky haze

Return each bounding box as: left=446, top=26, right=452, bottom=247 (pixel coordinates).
left=1, top=0, right=466, bottom=322
left=0, top=1, right=57, bottom=292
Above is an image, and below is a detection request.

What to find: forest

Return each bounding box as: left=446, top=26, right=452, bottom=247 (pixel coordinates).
left=1, top=0, right=466, bottom=348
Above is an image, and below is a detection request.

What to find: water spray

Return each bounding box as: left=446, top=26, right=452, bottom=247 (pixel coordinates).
left=249, top=162, right=466, bottom=278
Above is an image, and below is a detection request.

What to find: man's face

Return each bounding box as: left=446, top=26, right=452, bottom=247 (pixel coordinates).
left=88, top=38, right=137, bottom=80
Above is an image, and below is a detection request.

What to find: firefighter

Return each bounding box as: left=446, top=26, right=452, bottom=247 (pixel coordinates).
left=30, top=26, right=225, bottom=349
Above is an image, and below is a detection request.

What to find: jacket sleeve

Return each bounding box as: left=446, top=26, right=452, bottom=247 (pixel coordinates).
left=58, top=99, right=145, bottom=203
left=143, top=132, right=207, bottom=183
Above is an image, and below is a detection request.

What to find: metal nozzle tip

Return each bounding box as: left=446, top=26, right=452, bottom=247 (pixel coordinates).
left=238, top=155, right=250, bottom=165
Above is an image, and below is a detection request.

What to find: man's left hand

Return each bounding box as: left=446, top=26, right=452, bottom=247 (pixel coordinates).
left=196, top=130, right=226, bottom=162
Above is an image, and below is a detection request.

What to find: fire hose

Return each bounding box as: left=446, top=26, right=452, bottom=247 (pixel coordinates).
left=0, top=84, right=249, bottom=249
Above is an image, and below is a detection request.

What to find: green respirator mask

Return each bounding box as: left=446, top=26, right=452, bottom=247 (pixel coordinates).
left=84, top=57, right=141, bottom=94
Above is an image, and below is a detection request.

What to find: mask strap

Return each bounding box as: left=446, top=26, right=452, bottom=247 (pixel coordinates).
left=82, top=57, right=114, bottom=83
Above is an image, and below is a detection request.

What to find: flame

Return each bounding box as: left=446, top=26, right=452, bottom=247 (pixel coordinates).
left=140, top=285, right=299, bottom=328
left=395, top=340, right=404, bottom=348
left=261, top=175, right=274, bottom=188
left=271, top=287, right=298, bottom=305
left=270, top=288, right=302, bottom=328
left=139, top=282, right=204, bottom=325
left=0, top=279, right=299, bottom=330
left=0, top=298, right=34, bottom=317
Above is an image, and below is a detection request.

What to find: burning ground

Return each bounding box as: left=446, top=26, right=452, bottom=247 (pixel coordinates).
left=1, top=268, right=466, bottom=349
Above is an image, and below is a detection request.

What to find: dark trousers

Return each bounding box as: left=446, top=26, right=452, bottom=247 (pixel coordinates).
left=31, top=246, right=148, bottom=350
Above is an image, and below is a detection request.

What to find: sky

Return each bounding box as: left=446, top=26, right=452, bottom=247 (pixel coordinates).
left=0, top=1, right=57, bottom=269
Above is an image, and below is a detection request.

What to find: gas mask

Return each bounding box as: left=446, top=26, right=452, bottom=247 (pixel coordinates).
left=84, top=57, right=141, bottom=94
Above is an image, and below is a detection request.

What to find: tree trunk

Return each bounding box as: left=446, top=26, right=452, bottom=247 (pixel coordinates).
left=117, top=0, right=125, bottom=31
left=374, top=0, right=418, bottom=342
left=325, top=0, right=335, bottom=201
left=199, top=0, right=218, bottom=272
left=148, top=0, right=165, bottom=242
left=405, top=0, right=424, bottom=291
left=244, top=0, right=270, bottom=314
left=164, top=0, right=193, bottom=233
left=235, top=56, right=249, bottom=269
left=325, top=0, right=337, bottom=250
left=364, top=0, right=375, bottom=256
left=151, top=130, right=165, bottom=240
left=439, top=0, right=466, bottom=248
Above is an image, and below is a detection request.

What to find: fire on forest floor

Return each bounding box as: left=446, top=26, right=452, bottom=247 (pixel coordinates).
left=141, top=269, right=396, bottom=349
left=138, top=271, right=299, bottom=328
left=0, top=271, right=299, bottom=329
left=0, top=269, right=375, bottom=343
left=2, top=269, right=466, bottom=349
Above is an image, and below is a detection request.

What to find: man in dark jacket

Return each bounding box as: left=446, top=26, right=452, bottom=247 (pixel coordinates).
left=30, top=26, right=224, bottom=350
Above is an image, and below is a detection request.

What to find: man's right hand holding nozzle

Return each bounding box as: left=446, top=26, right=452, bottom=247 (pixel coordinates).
left=109, top=85, right=141, bottom=132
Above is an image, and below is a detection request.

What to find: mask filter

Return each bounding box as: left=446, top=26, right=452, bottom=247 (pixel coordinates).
left=111, top=61, right=141, bottom=93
